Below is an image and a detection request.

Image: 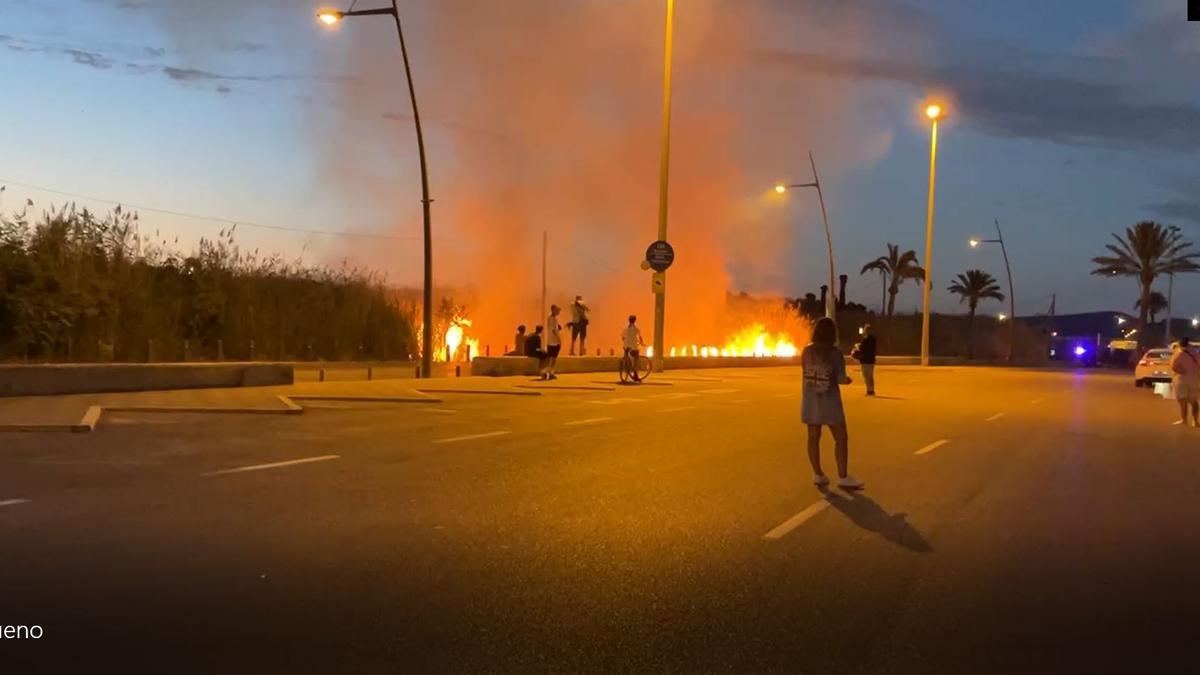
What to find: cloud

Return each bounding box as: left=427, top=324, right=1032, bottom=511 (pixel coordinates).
left=1150, top=199, right=1200, bottom=225
left=754, top=49, right=1200, bottom=152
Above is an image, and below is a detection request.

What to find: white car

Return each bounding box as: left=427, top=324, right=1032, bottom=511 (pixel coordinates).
left=1135, top=348, right=1173, bottom=387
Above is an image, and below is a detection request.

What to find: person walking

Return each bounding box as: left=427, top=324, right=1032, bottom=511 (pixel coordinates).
left=524, top=325, right=548, bottom=379
left=853, top=324, right=878, bottom=396
left=545, top=305, right=563, bottom=380
left=1170, top=337, right=1200, bottom=427
left=801, top=317, right=863, bottom=490
left=569, top=295, right=590, bottom=356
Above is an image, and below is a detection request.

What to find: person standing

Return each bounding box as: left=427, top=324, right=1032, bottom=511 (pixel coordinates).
left=853, top=324, right=878, bottom=396
left=1170, top=337, right=1200, bottom=427
left=569, top=295, right=591, bottom=356
left=801, top=317, right=863, bottom=490
left=545, top=305, right=563, bottom=380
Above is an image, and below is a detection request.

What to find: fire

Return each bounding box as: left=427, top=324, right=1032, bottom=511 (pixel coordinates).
left=662, top=324, right=800, bottom=359
left=443, top=316, right=477, bottom=361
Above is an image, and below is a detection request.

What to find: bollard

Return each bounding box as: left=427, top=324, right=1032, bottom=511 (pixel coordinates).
left=217, top=339, right=224, bottom=361
left=486, top=344, right=491, bottom=357
left=455, top=365, right=461, bottom=378
left=249, top=340, right=256, bottom=360
left=596, top=348, right=600, bottom=357
left=183, top=339, right=189, bottom=362
left=147, top=339, right=154, bottom=363
left=367, top=366, right=373, bottom=381
left=609, top=348, right=615, bottom=356
left=445, top=345, right=451, bottom=362
left=319, top=368, right=326, bottom=383
left=467, top=344, right=473, bottom=361
left=415, top=365, right=421, bottom=379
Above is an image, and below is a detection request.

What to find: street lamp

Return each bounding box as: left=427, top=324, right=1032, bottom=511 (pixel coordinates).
left=920, top=101, right=945, bottom=366
left=775, top=151, right=836, bottom=320
left=317, top=2, right=435, bottom=379
left=968, top=218, right=1016, bottom=362
left=650, top=0, right=675, bottom=373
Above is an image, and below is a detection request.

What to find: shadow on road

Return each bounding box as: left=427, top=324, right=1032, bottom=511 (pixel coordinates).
left=821, top=489, right=933, bottom=553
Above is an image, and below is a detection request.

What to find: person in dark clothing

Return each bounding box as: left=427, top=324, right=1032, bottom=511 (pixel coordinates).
left=853, top=324, right=878, bottom=396
left=524, top=325, right=549, bottom=379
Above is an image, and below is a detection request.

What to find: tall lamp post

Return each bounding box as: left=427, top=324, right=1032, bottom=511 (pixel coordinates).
left=969, top=217, right=1016, bottom=362
left=650, top=0, right=675, bottom=372
left=318, top=3, right=434, bottom=379
left=920, top=103, right=945, bottom=367
left=775, top=151, right=836, bottom=320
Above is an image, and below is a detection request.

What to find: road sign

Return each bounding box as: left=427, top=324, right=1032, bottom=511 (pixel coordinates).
left=645, top=240, right=675, bottom=272
left=651, top=271, right=665, bottom=294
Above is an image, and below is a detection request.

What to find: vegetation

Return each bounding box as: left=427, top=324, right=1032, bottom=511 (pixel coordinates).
left=860, top=243, right=925, bottom=317
left=947, top=269, right=1005, bottom=359
left=1091, top=221, right=1200, bottom=348
left=0, top=205, right=414, bottom=362
left=1134, top=290, right=1168, bottom=324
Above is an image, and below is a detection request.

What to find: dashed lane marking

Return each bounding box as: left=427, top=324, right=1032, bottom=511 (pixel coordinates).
left=698, top=388, right=740, bottom=395
left=729, top=399, right=752, bottom=404
left=985, top=412, right=1006, bottom=422
left=661, top=406, right=697, bottom=413
left=764, top=493, right=849, bottom=540
left=564, top=417, right=614, bottom=427
left=433, top=431, right=512, bottom=444
left=773, top=392, right=799, bottom=398
left=914, top=439, right=950, bottom=456
left=1030, top=398, right=1044, bottom=405
left=0, top=499, right=31, bottom=508
left=203, top=455, right=340, bottom=477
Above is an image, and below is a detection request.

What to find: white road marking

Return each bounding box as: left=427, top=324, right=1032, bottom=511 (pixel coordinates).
left=698, top=388, right=740, bottom=395
left=585, top=398, right=643, bottom=406
left=0, top=499, right=31, bottom=508
left=656, top=392, right=700, bottom=401
left=914, top=439, right=950, bottom=456
left=661, top=406, right=697, bottom=413
left=773, top=392, right=799, bottom=398
left=433, top=431, right=511, bottom=444
left=423, top=408, right=458, bottom=415
left=729, top=399, right=752, bottom=404
left=564, top=417, right=614, bottom=427
left=1173, top=420, right=1185, bottom=426
left=1030, top=398, right=1044, bottom=405
left=764, top=494, right=848, bottom=540
left=203, top=455, right=340, bottom=477
left=985, top=412, right=1006, bottom=422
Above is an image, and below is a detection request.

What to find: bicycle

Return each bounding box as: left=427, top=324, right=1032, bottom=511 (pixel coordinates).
left=619, top=350, right=653, bottom=384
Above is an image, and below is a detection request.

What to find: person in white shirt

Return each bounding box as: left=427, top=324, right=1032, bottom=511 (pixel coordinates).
left=621, top=314, right=645, bottom=382
left=569, top=295, right=590, bottom=356
left=544, top=305, right=563, bottom=380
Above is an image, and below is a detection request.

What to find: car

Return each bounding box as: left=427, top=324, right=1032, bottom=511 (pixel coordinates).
left=1135, top=348, right=1173, bottom=387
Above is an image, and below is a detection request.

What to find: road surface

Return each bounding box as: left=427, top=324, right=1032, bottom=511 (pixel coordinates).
left=1, top=366, right=1197, bottom=672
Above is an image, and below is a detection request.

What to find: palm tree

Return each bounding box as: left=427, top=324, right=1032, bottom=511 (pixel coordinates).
left=1134, top=291, right=1168, bottom=325
left=947, top=269, right=1005, bottom=359
left=1092, top=222, right=1200, bottom=348
left=860, top=243, right=925, bottom=317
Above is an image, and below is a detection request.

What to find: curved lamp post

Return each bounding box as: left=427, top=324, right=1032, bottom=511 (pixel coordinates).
left=969, top=218, right=1016, bottom=362
left=318, top=3, right=434, bottom=379
left=775, top=151, right=836, bottom=320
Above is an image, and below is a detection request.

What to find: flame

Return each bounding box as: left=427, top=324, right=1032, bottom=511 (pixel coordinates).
left=721, top=322, right=798, bottom=357
left=443, top=315, right=476, bottom=361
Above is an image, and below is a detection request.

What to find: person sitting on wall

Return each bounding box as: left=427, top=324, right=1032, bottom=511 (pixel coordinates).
left=524, top=325, right=549, bottom=379
left=507, top=325, right=528, bottom=356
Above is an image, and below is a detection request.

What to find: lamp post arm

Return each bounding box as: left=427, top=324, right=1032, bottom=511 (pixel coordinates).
left=808, top=151, right=836, bottom=320
left=995, top=218, right=1015, bottom=362
left=344, top=7, right=397, bottom=17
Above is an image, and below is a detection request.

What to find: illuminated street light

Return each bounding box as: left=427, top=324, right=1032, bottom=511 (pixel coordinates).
left=998, top=313, right=1008, bottom=322
left=920, top=101, right=946, bottom=366
left=1117, top=316, right=1127, bottom=325
left=1193, top=317, right=1199, bottom=328
left=968, top=219, right=1016, bottom=362
left=316, top=2, right=435, bottom=379
left=776, top=152, right=837, bottom=320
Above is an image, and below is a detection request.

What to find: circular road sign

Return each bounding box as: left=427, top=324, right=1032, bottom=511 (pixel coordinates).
left=646, top=240, right=675, bottom=272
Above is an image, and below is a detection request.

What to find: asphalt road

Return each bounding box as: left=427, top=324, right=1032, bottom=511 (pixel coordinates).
left=2, top=365, right=1198, bottom=673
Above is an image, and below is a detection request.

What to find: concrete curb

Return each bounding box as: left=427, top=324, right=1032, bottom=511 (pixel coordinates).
left=515, top=384, right=616, bottom=392
left=288, top=394, right=444, bottom=404
left=415, top=388, right=541, bottom=397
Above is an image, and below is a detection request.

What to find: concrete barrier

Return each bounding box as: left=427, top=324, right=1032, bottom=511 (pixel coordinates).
left=471, top=355, right=800, bottom=377
left=0, top=363, right=293, bottom=398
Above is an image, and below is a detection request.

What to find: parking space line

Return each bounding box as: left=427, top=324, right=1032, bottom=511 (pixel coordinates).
left=764, top=494, right=847, bottom=540
left=203, top=455, right=340, bottom=477
left=985, top=412, right=1005, bottom=422
left=0, top=499, right=31, bottom=508
left=564, top=417, right=614, bottom=427
left=433, top=431, right=511, bottom=444
left=914, top=439, right=950, bottom=456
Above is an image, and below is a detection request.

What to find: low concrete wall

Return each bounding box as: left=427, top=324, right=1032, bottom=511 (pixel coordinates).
left=0, top=363, right=293, bottom=397
left=471, top=355, right=800, bottom=377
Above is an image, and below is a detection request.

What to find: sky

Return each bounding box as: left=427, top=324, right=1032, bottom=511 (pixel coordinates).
left=2, top=0, right=1199, bottom=340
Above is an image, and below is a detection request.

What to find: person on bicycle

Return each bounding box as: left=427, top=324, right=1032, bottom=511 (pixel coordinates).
left=622, top=315, right=645, bottom=383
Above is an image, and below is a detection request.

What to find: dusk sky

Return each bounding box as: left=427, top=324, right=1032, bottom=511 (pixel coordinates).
left=3, top=0, right=1199, bottom=323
